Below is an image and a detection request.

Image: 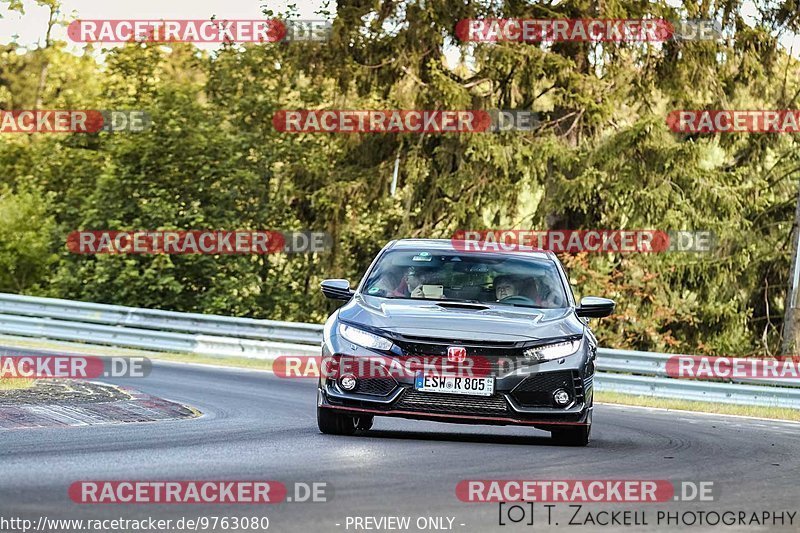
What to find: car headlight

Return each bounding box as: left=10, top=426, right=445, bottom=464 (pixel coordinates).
left=338, top=324, right=394, bottom=351
left=523, top=339, right=581, bottom=361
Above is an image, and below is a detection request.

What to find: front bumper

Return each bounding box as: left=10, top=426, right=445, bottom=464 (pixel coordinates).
left=318, top=371, right=593, bottom=428
left=319, top=324, right=595, bottom=428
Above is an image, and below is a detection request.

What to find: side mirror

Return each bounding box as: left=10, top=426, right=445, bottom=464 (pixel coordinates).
left=576, top=296, right=615, bottom=318
left=321, top=279, right=354, bottom=301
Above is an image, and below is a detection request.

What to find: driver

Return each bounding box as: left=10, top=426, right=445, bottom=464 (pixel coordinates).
left=494, top=275, right=519, bottom=301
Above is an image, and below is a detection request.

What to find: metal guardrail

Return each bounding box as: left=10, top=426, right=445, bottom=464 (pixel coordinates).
left=0, top=313, right=318, bottom=359
left=595, top=348, right=800, bottom=388
left=0, top=293, right=798, bottom=408
left=595, top=374, right=800, bottom=409
left=0, top=292, right=324, bottom=345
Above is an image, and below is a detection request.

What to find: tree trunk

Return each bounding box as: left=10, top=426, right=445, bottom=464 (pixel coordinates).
left=33, top=4, right=56, bottom=109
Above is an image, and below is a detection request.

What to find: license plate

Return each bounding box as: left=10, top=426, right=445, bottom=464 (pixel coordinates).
left=414, top=373, right=495, bottom=396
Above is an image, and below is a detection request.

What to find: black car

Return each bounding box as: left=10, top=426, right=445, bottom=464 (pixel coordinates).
left=316, top=239, right=614, bottom=446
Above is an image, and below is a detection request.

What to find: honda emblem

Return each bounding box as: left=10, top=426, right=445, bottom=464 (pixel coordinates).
left=447, top=346, right=467, bottom=363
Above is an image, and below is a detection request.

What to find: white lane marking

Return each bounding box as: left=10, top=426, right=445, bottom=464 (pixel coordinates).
left=596, top=402, right=800, bottom=425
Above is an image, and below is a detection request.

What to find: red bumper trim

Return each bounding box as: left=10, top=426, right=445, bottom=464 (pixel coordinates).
left=320, top=404, right=589, bottom=426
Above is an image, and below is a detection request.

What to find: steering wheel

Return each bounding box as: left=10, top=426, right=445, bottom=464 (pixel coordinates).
left=499, top=295, right=537, bottom=305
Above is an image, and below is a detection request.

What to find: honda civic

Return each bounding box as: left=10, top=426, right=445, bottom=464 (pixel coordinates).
left=317, top=239, right=614, bottom=446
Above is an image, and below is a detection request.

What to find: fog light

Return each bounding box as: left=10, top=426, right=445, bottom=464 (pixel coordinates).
left=553, top=389, right=570, bottom=405
left=339, top=374, right=357, bottom=391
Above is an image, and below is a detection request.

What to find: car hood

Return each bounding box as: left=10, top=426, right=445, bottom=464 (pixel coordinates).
left=336, top=294, right=584, bottom=342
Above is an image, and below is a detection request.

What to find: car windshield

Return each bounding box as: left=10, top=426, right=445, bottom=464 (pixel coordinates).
left=362, top=250, right=568, bottom=308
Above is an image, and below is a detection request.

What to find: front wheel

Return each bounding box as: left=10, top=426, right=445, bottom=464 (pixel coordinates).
left=551, top=425, right=591, bottom=447
left=317, top=406, right=373, bottom=435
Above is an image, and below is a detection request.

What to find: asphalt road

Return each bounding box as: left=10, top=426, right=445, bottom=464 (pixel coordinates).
left=1, top=346, right=798, bottom=533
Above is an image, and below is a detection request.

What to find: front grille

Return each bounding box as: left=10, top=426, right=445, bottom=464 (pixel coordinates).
left=394, top=389, right=508, bottom=415
left=512, top=371, right=581, bottom=408
left=388, top=334, right=540, bottom=376
left=394, top=338, right=519, bottom=357
left=353, top=377, right=397, bottom=396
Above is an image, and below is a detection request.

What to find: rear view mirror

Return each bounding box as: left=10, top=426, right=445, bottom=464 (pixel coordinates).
left=321, top=279, right=354, bottom=301
left=576, top=296, right=615, bottom=318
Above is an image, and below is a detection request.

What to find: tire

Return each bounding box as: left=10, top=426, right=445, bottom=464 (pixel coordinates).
left=317, top=406, right=372, bottom=435
left=551, top=425, right=591, bottom=447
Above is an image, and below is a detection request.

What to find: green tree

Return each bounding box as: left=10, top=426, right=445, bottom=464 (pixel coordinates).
left=0, top=188, right=57, bottom=293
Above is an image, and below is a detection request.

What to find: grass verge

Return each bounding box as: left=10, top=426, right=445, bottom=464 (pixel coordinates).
left=596, top=390, right=800, bottom=422
left=0, top=377, right=34, bottom=390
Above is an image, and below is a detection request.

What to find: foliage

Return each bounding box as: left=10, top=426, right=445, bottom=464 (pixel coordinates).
left=1, top=0, right=800, bottom=355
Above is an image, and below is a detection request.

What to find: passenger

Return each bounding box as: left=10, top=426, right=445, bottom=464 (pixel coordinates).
left=533, top=276, right=563, bottom=307
left=370, top=266, right=407, bottom=297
